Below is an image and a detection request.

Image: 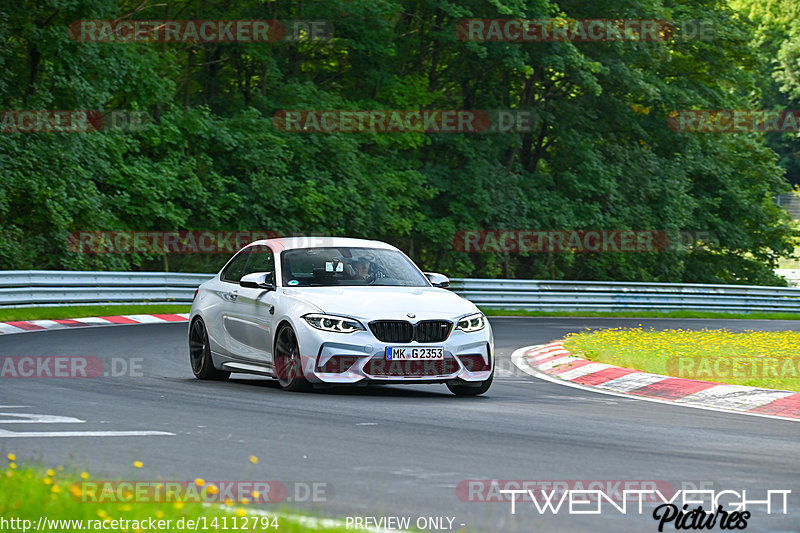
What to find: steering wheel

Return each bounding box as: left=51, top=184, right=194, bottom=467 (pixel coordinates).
left=366, top=263, right=388, bottom=284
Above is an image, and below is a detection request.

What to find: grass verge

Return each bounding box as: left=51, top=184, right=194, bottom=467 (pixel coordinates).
left=481, top=308, right=800, bottom=320
left=0, top=460, right=360, bottom=532
left=563, top=328, right=800, bottom=391
left=0, top=305, right=191, bottom=322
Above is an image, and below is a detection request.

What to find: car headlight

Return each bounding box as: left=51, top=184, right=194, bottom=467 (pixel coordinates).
left=456, top=313, right=485, bottom=333
left=303, top=314, right=365, bottom=334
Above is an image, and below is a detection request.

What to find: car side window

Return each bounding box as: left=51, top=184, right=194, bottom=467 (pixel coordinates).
left=243, top=245, right=275, bottom=277
left=220, top=251, right=250, bottom=283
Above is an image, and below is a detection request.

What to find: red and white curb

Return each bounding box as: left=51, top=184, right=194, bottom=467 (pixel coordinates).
left=0, top=313, right=189, bottom=335
left=512, top=341, right=800, bottom=422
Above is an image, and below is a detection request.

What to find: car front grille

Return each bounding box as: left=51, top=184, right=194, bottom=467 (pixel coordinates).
left=369, top=320, right=452, bottom=343
left=369, top=321, right=414, bottom=343
left=415, top=320, right=453, bottom=342
left=363, top=355, right=460, bottom=377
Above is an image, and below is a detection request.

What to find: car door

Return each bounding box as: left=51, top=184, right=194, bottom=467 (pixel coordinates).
left=219, top=245, right=278, bottom=364
left=206, top=249, right=251, bottom=358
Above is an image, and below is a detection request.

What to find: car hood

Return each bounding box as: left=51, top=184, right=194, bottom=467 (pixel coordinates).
left=280, top=286, right=478, bottom=321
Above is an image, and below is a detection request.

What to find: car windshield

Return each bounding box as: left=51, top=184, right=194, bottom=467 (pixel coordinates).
left=281, top=247, right=429, bottom=287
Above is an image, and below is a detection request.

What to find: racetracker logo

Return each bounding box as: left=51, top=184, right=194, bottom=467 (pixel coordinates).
left=668, top=110, right=800, bottom=133
left=457, top=480, right=674, bottom=503
left=0, top=110, right=149, bottom=133
left=0, top=357, right=142, bottom=378
left=72, top=480, right=328, bottom=503
left=272, top=109, right=543, bottom=133
left=456, top=19, right=673, bottom=42
left=665, top=356, right=800, bottom=380
left=67, top=231, right=280, bottom=254
left=273, top=110, right=493, bottom=133
left=452, top=230, right=671, bottom=253
left=68, top=20, right=333, bottom=43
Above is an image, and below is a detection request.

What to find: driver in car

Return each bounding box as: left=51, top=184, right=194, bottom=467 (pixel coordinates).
left=351, top=258, right=371, bottom=281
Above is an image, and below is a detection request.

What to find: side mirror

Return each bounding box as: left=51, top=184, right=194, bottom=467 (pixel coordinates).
left=239, top=271, right=276, bottom=291
left=424, top=272, right=450, bottom=288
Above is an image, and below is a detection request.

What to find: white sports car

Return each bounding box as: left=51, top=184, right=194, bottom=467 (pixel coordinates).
left=188, top=237, right=494, bottom=395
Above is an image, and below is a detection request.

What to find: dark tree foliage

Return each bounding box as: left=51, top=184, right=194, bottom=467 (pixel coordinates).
left=0, top=0, right=795, bottom=284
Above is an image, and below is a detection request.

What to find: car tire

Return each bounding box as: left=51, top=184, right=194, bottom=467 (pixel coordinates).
left=274, top=325, right=310, bottom=392
left=189, top=318, right=230, bottom=381
left=447, top=371, right=493, bottom=396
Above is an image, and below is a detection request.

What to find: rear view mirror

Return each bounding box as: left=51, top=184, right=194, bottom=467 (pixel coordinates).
left=424, top=272, right=450, bottom=288
left=239, top=271, right=276, bottom=291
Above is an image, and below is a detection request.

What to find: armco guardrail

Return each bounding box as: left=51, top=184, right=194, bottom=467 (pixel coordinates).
left=1, top=271, right=800, bottom=313
left=448, top=278, right=800, bottom=313
left=0, top=271, right=214, bottom=307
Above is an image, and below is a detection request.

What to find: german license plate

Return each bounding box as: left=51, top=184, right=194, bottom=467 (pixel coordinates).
left=386, top=347, right=444, bottom=361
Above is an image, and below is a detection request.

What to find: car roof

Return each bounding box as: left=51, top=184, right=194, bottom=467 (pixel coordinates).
left=248, top=236, right=399, bottom=252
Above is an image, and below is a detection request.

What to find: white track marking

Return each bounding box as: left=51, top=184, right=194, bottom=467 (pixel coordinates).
left=0, top=314, right=190, bottom=336
left=0, top=408, right=174, bottom=437
left=0, top=413, right=84, bottom=424
left=71, top=317, right=115, bottom=325
left=528, top=349, right=570, bottom=361
left=679, top=385, right=795, bottom=410
left=555, top=362, right=615, bottom=380
left=494, top=366, right=516, bottom=377
left=511, top=345, right=800, bottom=423
left=597, top=372, right=669, bottom=393
left=0, top=323, right=27, bottom=334
left=0, top=429, right=174, bottom=438
left=120, top=314, right=167, bottom=323
left=535, top=356, right=582, bottom=371
left=27, top=320, right=69, bottom=330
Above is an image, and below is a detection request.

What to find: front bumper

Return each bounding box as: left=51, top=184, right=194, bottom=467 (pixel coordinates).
left=294, top=321, right=494, bottom=385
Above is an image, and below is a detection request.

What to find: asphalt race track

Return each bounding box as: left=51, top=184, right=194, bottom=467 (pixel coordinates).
left=2, top=317, right=800, bottom=533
